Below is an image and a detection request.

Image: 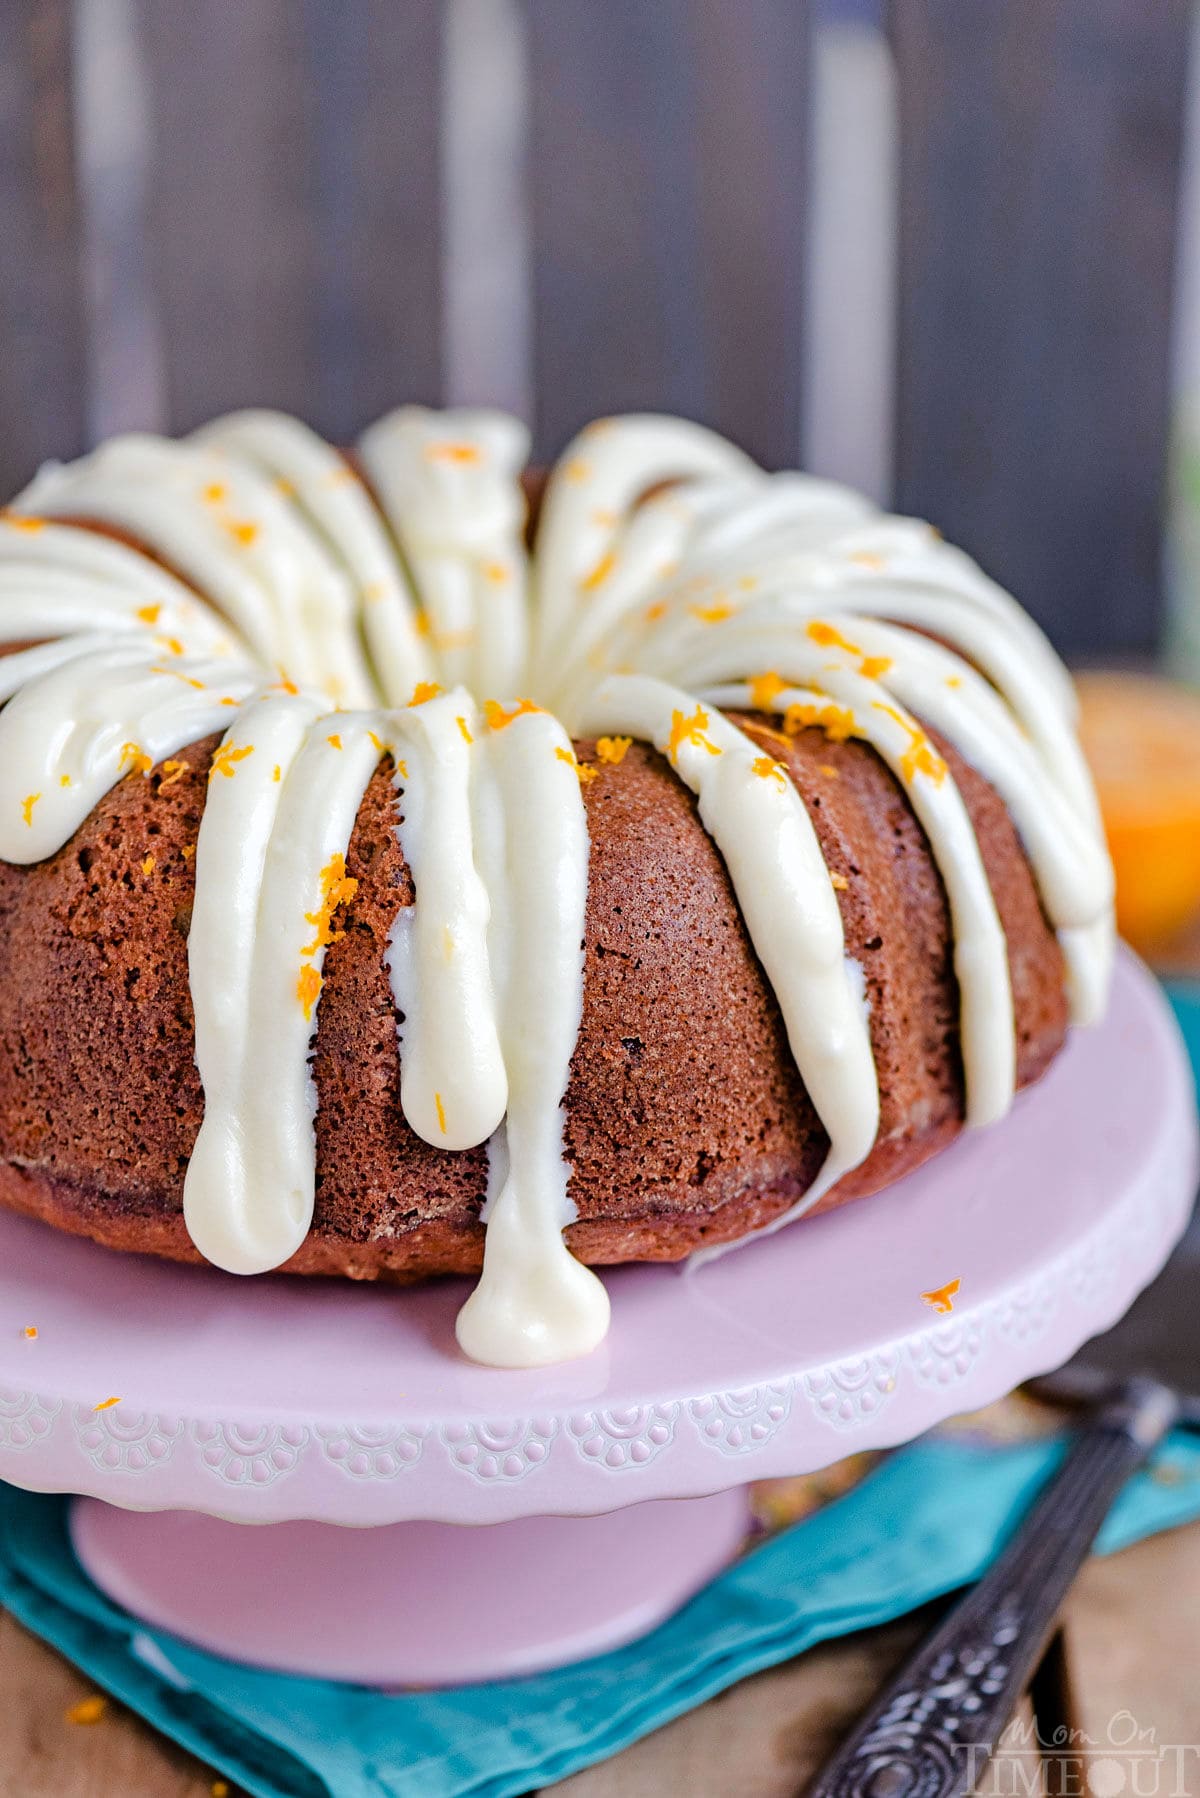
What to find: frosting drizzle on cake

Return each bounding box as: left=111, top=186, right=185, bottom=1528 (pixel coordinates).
left=0, top=410, right=1115, bottom=1366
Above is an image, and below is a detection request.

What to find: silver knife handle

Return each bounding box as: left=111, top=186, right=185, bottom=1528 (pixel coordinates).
left=806, top=1379, right=1178, bottom=1798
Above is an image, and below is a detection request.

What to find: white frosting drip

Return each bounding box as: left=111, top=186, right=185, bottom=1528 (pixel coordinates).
left=532, top=415, right=755, bottom=682
left=577, top=673, right=880, bottom=1198
left=0, top=408, right=1115, bottom=1367
left=359, top=407, right=531, bottom=698
left=193, top=409, right=433, bottom=706
left=386, top=690, right=507, bottom=1151
left=14, top=435, right=374, bottom=707
left=185, top=708, right=386, bottom=1272
left=456, top=704, right=609, bottom=1367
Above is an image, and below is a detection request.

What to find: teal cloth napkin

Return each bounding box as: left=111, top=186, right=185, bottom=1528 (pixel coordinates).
left=0, top=979, right=1194, bottom=1798
left=2, top=1434, right=1200, bottom=1798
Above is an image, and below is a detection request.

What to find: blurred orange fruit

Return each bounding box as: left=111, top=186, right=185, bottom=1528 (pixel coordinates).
left=1076, top=670, right=1200, bottom=955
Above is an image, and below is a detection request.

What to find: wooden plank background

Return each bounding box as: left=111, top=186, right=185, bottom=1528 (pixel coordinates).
left=891, top=0, right=1191, bottom=658
left=0, top=2, right=87, bottom=501
left=527, top=0, right=811, bottom=470
left=0, top=0, right=1194, bottom=656
left=137, top=0, right=443, bottom=441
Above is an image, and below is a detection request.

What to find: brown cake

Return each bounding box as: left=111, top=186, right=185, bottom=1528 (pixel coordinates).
left=0, top=407, right=1112, bottom=1366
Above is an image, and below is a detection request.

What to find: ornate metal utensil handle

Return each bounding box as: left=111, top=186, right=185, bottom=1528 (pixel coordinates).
left=807, top=1378, right=1179, bottom=1798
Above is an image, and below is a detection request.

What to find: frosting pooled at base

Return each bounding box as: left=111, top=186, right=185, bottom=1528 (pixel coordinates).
left=0, top=409, right=1115, bottom=1366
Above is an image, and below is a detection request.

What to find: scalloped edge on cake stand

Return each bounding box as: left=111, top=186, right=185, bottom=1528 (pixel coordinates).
left=0, top=949, right=1193, bottom=1683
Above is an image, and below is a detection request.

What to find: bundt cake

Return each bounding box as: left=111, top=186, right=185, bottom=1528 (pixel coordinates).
left=0, top=409, right=1114, bottom=1367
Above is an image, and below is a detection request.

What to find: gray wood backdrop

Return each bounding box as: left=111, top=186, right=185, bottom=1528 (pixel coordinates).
left=0, top=0, right=1191, bottom=657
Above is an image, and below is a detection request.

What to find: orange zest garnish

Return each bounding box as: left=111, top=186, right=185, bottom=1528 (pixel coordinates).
left=749, top=672, right=787, bottom=712
left=93, top=1396, right=121, bottom=1412
left=921, top=1278, right=961, bottom=1315
left=831, top=872, right=849, bottom=891
left=327, top=733, right=343, bottom=751
left=226, top=519, right=259, bottom=547
left=409, top=681, right=443, bottom=707
left=688, top=601, right=733, bottom=625
left=435, top=1091, right=447, bottom=1134
left=563, top=457, right=590, bottom=483
left=666, top=705, right=721, bottom=765
left=22, top=1325, right=36, bottom=1340
left=425, top=441, right=481, bottom=465
left=782, top=701, right=858, bottom=744
left=302, top=854, right=358, bottom=958
left=120, top=742, right=153, bottom=777
left=158, top=759, right=187, bottom=790
left=181, top=843, right=195, bottom=860
left=819, top=763, right=839, bottom=778
left=60, top=774, right=71, bottom=788
left=859, top=655, right=893, bottom=681
left=208, top=742, right=254, bottom=782
left=456, top=715, right=474, bottom=745
left=276, top=673, right=300, bottom=696
left=555, top=745, right=599, bottom=785
left=2, top=512, right=45, bottom=533
left=751, top=754, right=787, bottom=788
left=202, top=482, right=227, bottom=505
left=643, top=601, right=668, bottom=625
left=580, top=550, right=616, bottom=593
left=141, top=854, right=155, bottom=876
left=484, top=696, right=542, bottom=730
left=135, top=603, right=162, bottom=626
left=65, top=1695, right=107, bottom=1726
left=483, top=560, right=510, bottom=584
left=297, top=964, right=322, bottom=1021
left=596, top=735, right=632, bottom=766
left=807, top=619, right=862, bottom=657
left=872, top=702, right=947, bottom=785
left=20, top=793, right=39, bottom=827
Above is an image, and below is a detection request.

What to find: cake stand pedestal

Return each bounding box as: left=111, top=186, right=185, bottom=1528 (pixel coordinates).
left=0, top=950, right=1194, bottom=1686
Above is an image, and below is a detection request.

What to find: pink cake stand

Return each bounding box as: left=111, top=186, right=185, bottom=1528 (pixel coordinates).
left=0, top=948, right=1194, bottom=1686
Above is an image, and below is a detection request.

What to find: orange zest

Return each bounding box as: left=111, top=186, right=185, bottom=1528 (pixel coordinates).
left=484, top=696, right=542, bottom=730
left=409, top=681, right=443, bottom=707
left=158, top=759, right=187, bottom=790
left=749, top=672, right=787, bottom=712
left=921, top=1278, right=961, bottom=1315
left=20, top=793, right=39, bottom=827
left=208, top=742, right=254, bottom=782
left=872, top=702, right=947, bottom=785
left=65, top=1696, right=108, bottom=1726
left=120, top=742, right=153, bottom=777
left=297, top=964, right=322, bottom=1021
left=302, top=854, right=358, bottom=957
left=595, top=735, right=632, bottom=766
left=782, top=701, right=857, bottom=743
left=751, top=754, right=787, bottom=788
left=666, top=705, right=721, bottom=765
left=580, top=550, right=616, bottom=593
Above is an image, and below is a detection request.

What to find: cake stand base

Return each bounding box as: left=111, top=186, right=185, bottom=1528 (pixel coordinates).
left=70, top=1488, right=752, bottom=1685
left=1, top=951, right=1192, bottom=1687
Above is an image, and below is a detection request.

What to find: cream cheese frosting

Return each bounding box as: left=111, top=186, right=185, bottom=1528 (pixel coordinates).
left=0, top=409, right=1115, bottom=1367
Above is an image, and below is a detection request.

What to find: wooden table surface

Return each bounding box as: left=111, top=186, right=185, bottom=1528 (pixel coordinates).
left=1, top=1511, right=1197, bottom=1796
